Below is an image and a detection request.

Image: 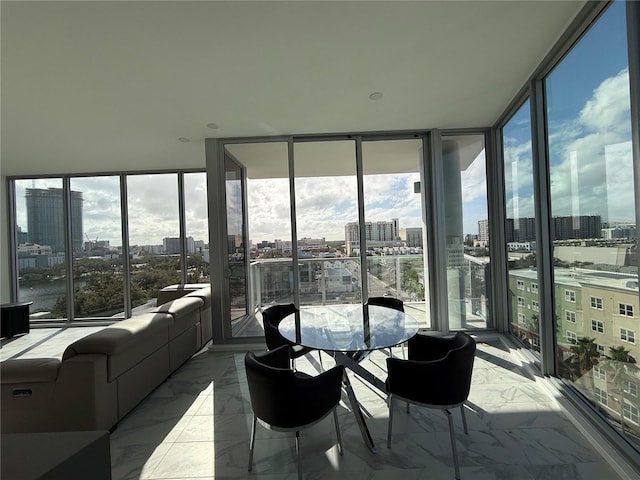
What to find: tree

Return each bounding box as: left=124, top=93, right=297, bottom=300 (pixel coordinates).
left=607, top=346, right=636, bottom=364
left=569, top=337, right=600, bottom=376
left=604, top=345, right=638, bottom=434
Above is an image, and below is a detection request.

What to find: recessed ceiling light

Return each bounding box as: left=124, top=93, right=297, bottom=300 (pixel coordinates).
left=207, top=123, right=219, bottom=129
left=178, top=137, right=190, bottom=143
left=369, top=92, right=383, bottom=101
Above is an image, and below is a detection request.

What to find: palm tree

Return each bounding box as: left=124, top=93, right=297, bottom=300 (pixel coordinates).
left=570, top=337, right=600, bottom=376
left=607, top=346, right=636, bottom=364
left=604, top=345, right=638, bottom=435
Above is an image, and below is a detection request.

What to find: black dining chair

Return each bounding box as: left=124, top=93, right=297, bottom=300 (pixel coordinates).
left=385, top=332, right=476, bottom=480
left=245, top=346, right=345, bottom=480
left=366, top=296, right=404, bottom=312
left=262, top=303, right=321, bottom=369
left=366, top=296, right=405, bottom=358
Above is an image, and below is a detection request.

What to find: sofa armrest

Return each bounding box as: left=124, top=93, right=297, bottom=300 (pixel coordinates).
left=53, top=353, right=118, bottom=432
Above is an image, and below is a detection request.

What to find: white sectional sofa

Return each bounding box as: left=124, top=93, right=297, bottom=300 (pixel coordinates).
left=0, top=285, right=212, bottom=434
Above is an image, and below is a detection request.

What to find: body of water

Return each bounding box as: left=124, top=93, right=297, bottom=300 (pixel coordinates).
left=19, top=279, right=67, bottom=313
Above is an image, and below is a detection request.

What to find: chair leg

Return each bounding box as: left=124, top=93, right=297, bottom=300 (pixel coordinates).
left=387, top=394, right=394, bottom=448
left=460, top=404, right=468, bottom=434
left=295, top=431, right=302, bottom=480
left=248, top=415, right=257, bottom=471
left=333, top=409, right=343, bottom=456
left=445, top=409, right=461, bottom=480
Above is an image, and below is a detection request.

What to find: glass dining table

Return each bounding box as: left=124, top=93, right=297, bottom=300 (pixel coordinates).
left=278, top=303, right=420, bottom=452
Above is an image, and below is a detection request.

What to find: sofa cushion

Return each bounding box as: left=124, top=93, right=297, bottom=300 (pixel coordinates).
left=184, top=288, right=212, bottom=344
left=1, top=358, right=61, bottom=384
left=184, top=288, right=211, bottom=303
left=62, top=312, right=172, bottom=382
left=152, top=296, right=204, bottom=340
left=157, top=284, right=209, bottom=305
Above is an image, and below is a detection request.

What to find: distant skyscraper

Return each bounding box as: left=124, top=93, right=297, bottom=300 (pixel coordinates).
left=163, top=236, right=195, bottom=254
left=506, top=217, right=536, bottom=242
left=26, top=188, right=83, bottom=253
left=478, top=219, right=489, bottom=243
left=344, top=218, right=400, bottom=255
left=553, top=215, right=602, bottom=240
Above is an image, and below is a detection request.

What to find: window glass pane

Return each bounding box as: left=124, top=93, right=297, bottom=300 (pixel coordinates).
left=127, top=174, right=180, bottom=312
left=294, top=140, right=360, bottom=306
left=225, top=156, right=247, bottom=324
left=225, top=142, right=292, bottom=337
left=15, top=178, right=66, bottom=320
left=184, top=172, right=210, bottom=284
left=442, top=134, right=489, bottom=329
left=70, top=176, right=124, bottom=318
left=546, top=2, right=638, bottom=444
left=362, top=139, right=430, bottom=328
left=503, top=100, right=540, bottom=352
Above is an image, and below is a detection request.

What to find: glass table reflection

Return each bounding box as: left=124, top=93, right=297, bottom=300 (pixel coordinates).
left=279, top=303, right=419, bottom=452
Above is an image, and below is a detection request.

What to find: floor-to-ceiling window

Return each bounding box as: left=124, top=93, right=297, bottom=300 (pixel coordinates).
left=441, top=134, right=490, bottom=330
left=294, top=140, right=361, bottom=307
left=13, top=178, right=67, bottom=320
left=502, top=101, right=539, bottom=352
left=127, top=173, right=181, bottom=312
left=184, top=172, right=210, bottom=285
left=70, top=175, right=125, bottom=319
left=225, top=142, right=292, bottom=338
left=362, top=138, right=430, bottom=328
left=217, top=135, right=434, bottom=339
left=545, top=1, right=639, bottom=445
left=8, top=171, right=208, bottom=322
left=224, top=155, right=248, bottom=330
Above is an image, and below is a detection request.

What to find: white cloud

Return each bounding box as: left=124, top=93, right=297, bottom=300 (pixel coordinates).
left=549, top=69, right=634, bottom=222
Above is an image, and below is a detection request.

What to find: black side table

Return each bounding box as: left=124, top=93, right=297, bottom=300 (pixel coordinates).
left=1, top=301, right=32, bottom=338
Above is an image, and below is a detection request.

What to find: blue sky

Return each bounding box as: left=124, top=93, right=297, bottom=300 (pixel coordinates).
left=504, top=1, right=633, bottom=227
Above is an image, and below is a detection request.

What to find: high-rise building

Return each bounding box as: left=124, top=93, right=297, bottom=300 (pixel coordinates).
left=164, top=236, right=195, bottom=254
left=404, top=227, right=423, bottom=248
left=506, top=217, right=537, bottom=243
left=553, top=215, right=602, bottom=240
left=345, top=218, right=400, bottom=255
left=478, top=219, right=489, bottom=243
left=26, top=188, right=83, bottom=253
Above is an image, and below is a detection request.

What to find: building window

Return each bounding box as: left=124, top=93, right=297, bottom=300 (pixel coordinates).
left=623, top=402, right=639, bottom=424
left=565, top=290, right=576, bottom=302
left=620, top=328, right=636, bottom=344
left=531, top=283, right=538, bottom=294
left=596, top=344, right=605, bottom=356
left=517, top=296, right=525, bottom=307
left=591, top=319, right=604, bottom=334
left=565, top=311, right=576, bottom=323
left=518, top=312, right=526, bottom=323
left=594, top=365, right=607, bottom=381
left=624, top=381, right=638, bottom=398
left=590, top=297, right=603, bottom=310
left=594, top=386, right=608, bottom=406
left=532, top=300, right=539, bottom=312
left=517, top=280, right=525, bottom=290
left=619, top=303, right=634, bottom=317
left=566, top=331, right=577, bottom=343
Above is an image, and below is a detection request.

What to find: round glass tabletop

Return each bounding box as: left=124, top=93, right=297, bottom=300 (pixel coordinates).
left=278, top=303, right=419, bottom=353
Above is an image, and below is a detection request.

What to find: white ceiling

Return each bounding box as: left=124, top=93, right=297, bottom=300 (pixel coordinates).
left=1, top=0, right=586, bottom=177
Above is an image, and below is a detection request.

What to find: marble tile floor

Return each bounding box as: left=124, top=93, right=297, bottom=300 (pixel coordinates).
left=0, top=329, right=624, bottom=479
